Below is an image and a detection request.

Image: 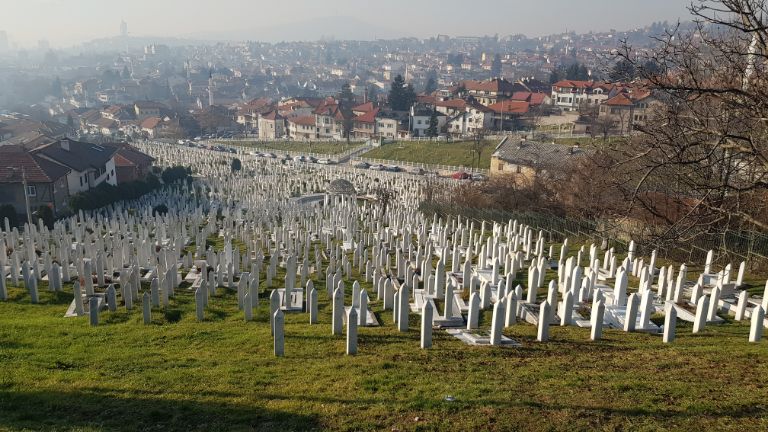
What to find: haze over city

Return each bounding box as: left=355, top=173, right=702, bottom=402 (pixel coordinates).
left=1, top=1, right=767, bottom=431
left=3, top=0, right=692, bottom=47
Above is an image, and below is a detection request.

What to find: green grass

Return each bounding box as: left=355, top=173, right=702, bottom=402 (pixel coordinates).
left=1, top=255, right=767, bottom=432
left=217, top=140, right=361, bottom=155
left=362, top=141, right=497, bottom=169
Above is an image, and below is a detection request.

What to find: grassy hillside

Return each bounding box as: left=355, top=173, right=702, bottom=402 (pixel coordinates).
left=361, top=141, right=497, bottom=169
left=0, top=253, right=766, bottom=431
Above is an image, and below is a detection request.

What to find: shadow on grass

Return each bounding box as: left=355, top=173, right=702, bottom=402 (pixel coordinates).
left=0, top=388, right=320, bottom=432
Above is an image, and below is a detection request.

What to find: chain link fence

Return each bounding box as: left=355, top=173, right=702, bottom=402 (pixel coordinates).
left=422, top=203, right=768, bottom=273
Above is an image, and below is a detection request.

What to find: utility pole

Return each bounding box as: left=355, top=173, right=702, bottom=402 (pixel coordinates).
left=20, top=167, right=33, bottom=229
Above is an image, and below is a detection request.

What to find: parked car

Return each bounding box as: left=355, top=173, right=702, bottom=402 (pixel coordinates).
left=353, top=161, right=370, bottom=169
left=386, top=166, right=402, bottom=172
left=369, top=164, right=385, bottom=171
left=472, top=173, right=488, bottom=181
left=452, top=171, right=471, bottom=180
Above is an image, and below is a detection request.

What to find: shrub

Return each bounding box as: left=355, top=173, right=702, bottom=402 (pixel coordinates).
left=152, top=204, right=168, bottom=216
left=231, top=158, right=242, bottom=172
left=36, top=205, right=54, bottom=229
left=0, top=204, right=19, bottom=229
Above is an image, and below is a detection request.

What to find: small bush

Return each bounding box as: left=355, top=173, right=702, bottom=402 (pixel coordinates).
left=0, top=204, right=19, bottom=229
left=36, top=205, right=54, bottom=229
left=231, top=158, right=242, bottom=172
left=152, top=204, right=168, bottom=216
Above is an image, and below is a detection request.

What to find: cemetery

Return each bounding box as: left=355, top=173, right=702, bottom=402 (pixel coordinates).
left=0, top=142, right=766, bottom=431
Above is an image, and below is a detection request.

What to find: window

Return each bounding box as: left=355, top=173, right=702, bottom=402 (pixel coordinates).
left=26, top=185, right=36, bottom=197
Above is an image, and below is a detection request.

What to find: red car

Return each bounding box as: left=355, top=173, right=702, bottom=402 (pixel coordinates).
left=452, top=171, right=471, bottom=180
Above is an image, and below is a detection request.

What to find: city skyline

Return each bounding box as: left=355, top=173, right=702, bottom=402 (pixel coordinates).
left=2, top=0, right=691, bottom=48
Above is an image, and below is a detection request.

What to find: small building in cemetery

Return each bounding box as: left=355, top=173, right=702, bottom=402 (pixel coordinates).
left=326, top=179, right=357, bottom=197
left=490, top=137, right=590, bottom=180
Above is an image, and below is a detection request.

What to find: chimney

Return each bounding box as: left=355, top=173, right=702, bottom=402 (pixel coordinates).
left=60, top=139, right=70, bottom=151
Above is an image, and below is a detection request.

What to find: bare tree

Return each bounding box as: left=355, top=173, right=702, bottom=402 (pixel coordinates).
left=604, top=0, right=768, bottom=254
left=470, top=129, right=490, bottom=171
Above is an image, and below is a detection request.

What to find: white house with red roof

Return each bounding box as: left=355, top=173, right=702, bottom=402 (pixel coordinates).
left=551, top=80, right=614, bottom=111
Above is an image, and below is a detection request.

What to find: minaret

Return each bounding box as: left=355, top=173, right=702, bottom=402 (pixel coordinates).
left=208, top=70, right=214, bottom=107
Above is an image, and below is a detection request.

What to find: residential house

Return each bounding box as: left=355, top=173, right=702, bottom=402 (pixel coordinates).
left=460, top=78, right=516, bottom=106
left=109, top=143, right=155, bottom=183
left=490, top=138, right=588, bottom=180
left=486, top=100, right=530, bottom=131
left=598, top=89, right=656, bottom=134
left=375, top=116, right=399, bottom=139
left=0, top=145, right=71, bottom=217
left=139, top=117, right=163, bottom=138
left=411, top=109, right=447, bottom=138
left=551, top=80, right=613, bottom=111
left=32, top=139, right=119, bottom=194
left=511, top=92, right=551, bottom=107
left=258, top=111, right=286, bottom=139
left=287, top=116, right=317, bottom=141
left=133, top=101, right=166, bottom=119
left=314, top=99, right=348, bottom=140
left=352, top=108, right=379, bottom=139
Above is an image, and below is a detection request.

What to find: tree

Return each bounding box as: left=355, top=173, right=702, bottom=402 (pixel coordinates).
left=0, top=204, right=19, bottom=229
left=121, top=65, right=131, bottom=79
left=491, top=53, right=502, bottom=77
left=426, top=109, right=439, bottom=137
left=609, top=59, right=636, bottom=82
left=231, top=158, right=242, bottom=172
left=549, top=67, right=564, bottom=84
left=603, top=0, right=768, bottom=253
left=565, top=63, right=590, bottom=81
left=373, top=186, right=395, bottom=216
left=339, top=82, right=355, bottom=107
left=366, top=85, right=379, bottom=106
left=35, top=205, right=54, bottom=229
left=403, top=83, right=417, bottom=110
left=424, top=69, right=438, bottom=94
left=470, top=129, right=489, bottom=171
left=388, top=75, right=416, bottom=111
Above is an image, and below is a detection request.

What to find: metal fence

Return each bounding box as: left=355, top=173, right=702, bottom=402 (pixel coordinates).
left=351, top=157, right=490, bottom=175
left=423, top=204, right=768, bottom=272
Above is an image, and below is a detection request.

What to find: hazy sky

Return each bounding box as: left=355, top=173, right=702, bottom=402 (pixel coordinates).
left=2, top=0, right=693, bottom=48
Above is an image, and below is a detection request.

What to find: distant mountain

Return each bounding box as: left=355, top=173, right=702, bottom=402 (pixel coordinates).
left=185, top=16, right=399, bottom=43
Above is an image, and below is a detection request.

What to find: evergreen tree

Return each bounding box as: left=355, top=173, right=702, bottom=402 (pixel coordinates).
left=609, top=59, right=636, bottom=82
left=403, top=83, right=417, bottom=110
left=366, top=86, right=379, bottom=106
left=389, top=74, right=417, bottom=111
left=339, top=82, right=355, bottom=107
left=491, top=53, right=502, bottom=77
left=424, top=70, right=438, bottom=94
left=549, top=68, right=563, bottom=84
left=121, top=65, right=131, bottom=79
left=426, top=109, right=439, bottom=137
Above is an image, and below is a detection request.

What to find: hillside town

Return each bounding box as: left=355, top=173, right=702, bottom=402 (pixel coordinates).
left=1, top=1, right=768, bottom=431
left=0, top=22, right=670, bottom=144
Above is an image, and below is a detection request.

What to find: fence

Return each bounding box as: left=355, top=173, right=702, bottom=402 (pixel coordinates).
left=350, top=157, right=490, bottom=175
left=422, top=203, right=768, bottom=273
